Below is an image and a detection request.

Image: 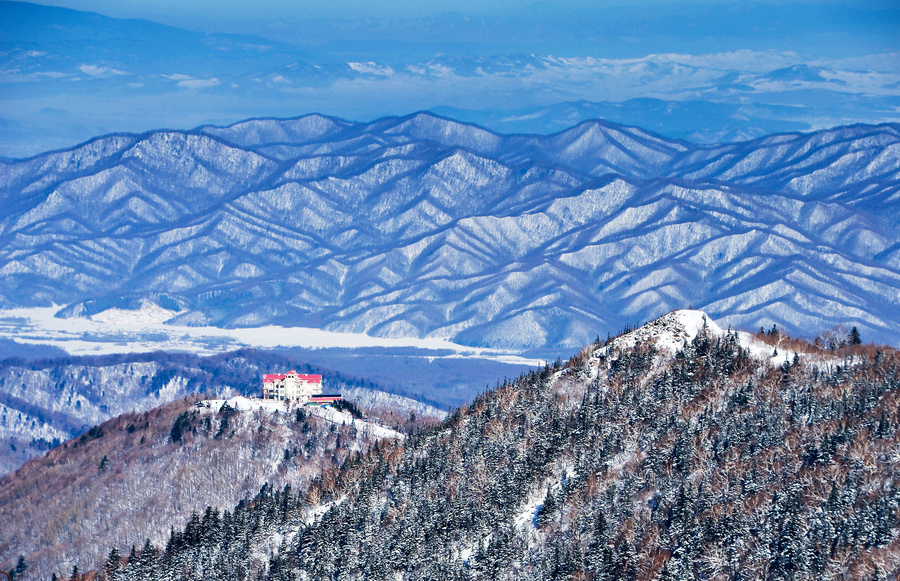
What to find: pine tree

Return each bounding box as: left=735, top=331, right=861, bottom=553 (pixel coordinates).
left=105, top=547, right=121, bottom=579
left=771, top=484, right=810, bottom=580
left=170, top=411, right=190, bottom=444
left=876, top=411, right=891, bottom=438
left=658, top=548, right=688, bottom=581
left=537, top=489, right=557, bottom=528
left=614, top=540, right=637, bottom=579
left=12, top=556, right=26, bottom=580
left=849, top=326, right=862, bottom=345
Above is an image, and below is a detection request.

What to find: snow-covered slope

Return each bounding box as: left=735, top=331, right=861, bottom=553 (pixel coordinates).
left=0, top=393, right=403, bottom=580
left=74, top=313, right=900, bottom=581
left=1, top=113, right=898, bottom=348
left=0, top=350, right=444, bottom=475
left=597, top=309, right=810, bottom=367
left=201, top=395, right=406, bottom=440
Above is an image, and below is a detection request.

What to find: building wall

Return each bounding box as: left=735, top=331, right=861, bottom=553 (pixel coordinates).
left=263, top=372, right=323, bottom=401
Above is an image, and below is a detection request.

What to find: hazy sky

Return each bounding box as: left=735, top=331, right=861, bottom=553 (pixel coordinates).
left=20, top=0, right=900, bottom=31
left=2, top=0, right=898, bottom=157
left=9, top=0, right=894, bottom=60
left=14, top=0, right=775, bottom=19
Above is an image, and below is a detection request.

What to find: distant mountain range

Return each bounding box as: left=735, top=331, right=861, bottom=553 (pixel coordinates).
left=435, top=99, right=816, bottom=144
left=1, top=113, right=899, bottom=349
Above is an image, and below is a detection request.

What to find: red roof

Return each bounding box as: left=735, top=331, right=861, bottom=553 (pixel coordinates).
left=263, top=373, right=323, bottom=382
left=309, top=395, right=342, bottom=403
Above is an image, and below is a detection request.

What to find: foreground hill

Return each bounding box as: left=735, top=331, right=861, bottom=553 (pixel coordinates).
left=0, top=394, right=426, bottom=580
left=72, top=311, right=899, bottom=580
left=0, top=348, right=445, bottom=475
left=1, top=114, right=898, bottom=348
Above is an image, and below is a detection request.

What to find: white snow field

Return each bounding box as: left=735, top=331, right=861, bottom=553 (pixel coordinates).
left=0, top=304, right=544, bottom=366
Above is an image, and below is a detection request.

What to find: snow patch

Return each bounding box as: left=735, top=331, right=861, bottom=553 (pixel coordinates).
left=305, top=496, right=346, bottom=525
left=90, top=300, right=178, bottom=326
left=200, top=395, right=289, bottom=413
left=513, top=488, right=545, bottom=532
left=198, top=396, right=404, bottom=440
left=307, top=405, right=405, bottom=440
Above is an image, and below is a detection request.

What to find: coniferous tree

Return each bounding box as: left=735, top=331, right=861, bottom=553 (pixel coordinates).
left=170, top=411, right=190, bottom=444
left=537, top=489, right=557, bottom=528
left=876, top=411, right=892, bottom=438
left=10, top=556, right=26, bottom=580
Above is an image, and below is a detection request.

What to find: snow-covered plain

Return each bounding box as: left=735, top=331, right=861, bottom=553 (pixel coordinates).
left=0, top=304, right=544, bottom=366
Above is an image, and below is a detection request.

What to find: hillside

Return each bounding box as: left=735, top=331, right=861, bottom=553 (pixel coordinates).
left=74, top=311, right=900, bottom=580
left=1, top=114, right=898, bottom=348
left=0, top=348, right=446, bottom=475
left=0, top=392, right=425, bottom=580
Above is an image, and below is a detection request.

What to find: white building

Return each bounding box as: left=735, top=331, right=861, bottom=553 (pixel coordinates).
left=262, top=371, right=323, bottom=402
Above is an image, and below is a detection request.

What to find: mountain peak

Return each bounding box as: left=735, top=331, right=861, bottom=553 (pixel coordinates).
left=604, top=309, right=721, bottom=354
left=198, top=115, right=352, bottom=148
left=597, top=309, right=820, bottom=370
left=378, top=111, right=503, bottom=151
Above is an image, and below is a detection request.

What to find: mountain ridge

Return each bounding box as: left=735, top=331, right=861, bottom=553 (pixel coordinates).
left=1, top=112, right=898, bottom=349
left=0, top=391, right=426, bottom=580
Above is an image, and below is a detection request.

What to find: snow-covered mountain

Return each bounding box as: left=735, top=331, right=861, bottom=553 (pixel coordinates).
left=1, top=113, right=898, bottom=349
left=21, top=310, right=895, bottom=580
